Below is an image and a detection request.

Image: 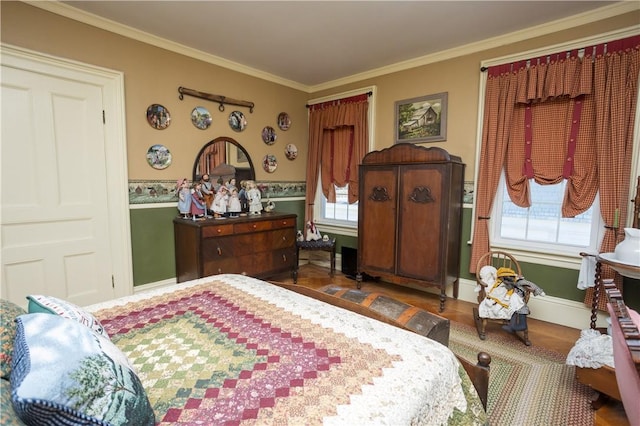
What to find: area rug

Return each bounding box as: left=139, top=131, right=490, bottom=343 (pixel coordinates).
left=449, top=322, right=594, bottom=426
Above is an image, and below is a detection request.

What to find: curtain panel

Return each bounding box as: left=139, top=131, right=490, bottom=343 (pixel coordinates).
left=471, top=35, right=640, bottom=291
left=305, top=94, right=369, bottom=224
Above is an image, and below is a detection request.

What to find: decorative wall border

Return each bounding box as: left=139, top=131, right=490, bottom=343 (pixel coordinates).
left=129, top=180, right=307, bottom=205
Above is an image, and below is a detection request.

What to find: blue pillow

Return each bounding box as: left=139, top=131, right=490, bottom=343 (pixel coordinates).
left=26, top=295, right=109, bottom=338
left=11, top=314, right=154, bottom=426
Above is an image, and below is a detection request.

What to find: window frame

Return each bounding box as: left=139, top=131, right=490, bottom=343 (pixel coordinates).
left=489, top=173, right=605, bottom=259
left=310, top=86, right=376, bottom=237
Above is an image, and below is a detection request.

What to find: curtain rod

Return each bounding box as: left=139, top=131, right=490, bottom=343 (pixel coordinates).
left=306, top=91, right=373, bottom=108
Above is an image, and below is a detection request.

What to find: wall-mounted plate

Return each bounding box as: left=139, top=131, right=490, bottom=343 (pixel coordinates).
left=285, top=143, right=298, bottom=160
left=229, top=111, right=247, bottom=132
left=263, top=154, right=277, bottom=173
left=262, top=126, right=277, bottom=145
left=191, top=106, right=212, bottom=130
left=146, top=144, right=172, bottom=169
left=277, top=112, right=291, bottom=131
left=146, top=104, right=171, bottom=129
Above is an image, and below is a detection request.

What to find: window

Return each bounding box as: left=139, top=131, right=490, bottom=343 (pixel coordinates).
left=491, top=175, right=603, bottom=256
left=321, top=184, right=359, bottom=223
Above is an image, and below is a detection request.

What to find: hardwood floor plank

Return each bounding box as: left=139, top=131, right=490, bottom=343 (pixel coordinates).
left=269, top=264, right=629, bottom=426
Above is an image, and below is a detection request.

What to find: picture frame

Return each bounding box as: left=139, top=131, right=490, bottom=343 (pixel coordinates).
left=394, top=92, right=447, bottom=144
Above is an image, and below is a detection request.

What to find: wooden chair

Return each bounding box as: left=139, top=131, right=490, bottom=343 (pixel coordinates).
left=472, top=250, right=532, bottom=346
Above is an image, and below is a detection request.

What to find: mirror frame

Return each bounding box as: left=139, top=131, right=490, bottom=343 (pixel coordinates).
left=192, top=136, right=255, bottom=183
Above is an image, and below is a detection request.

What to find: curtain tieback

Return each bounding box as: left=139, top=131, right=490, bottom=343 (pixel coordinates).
left=478, top=216, right=491, bottom=220
left=563, top=96, right=583, bottom=178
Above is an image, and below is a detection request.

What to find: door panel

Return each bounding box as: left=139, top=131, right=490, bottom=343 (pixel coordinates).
left=358, top=167, right=398, bottom=273
left=1, top=64, right=115, bottom=308
left=397, top=166, right=443, bottom=281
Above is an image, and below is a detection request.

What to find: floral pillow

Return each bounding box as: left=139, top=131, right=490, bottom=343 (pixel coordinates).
left=11, top=313, right=155, bottom=426
left=26, top=295, right=109, bottom=338
left=0, top=299, right=26, bottom=379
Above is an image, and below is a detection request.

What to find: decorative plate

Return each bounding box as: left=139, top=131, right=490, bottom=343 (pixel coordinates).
left=277, top=112, right=291, bottom=131
left=228, top=111, right=247, bottom=132
left=191, top=106, right=212, bottom=130
left=146, top=144, right=172, bottom=169
left=262, top=126, right=277, bottom=145
left=285, top=143, right=298, bottom=160
left=262, top=154, right=278, bottom=173
left=146, top=104, right=171, bottom=130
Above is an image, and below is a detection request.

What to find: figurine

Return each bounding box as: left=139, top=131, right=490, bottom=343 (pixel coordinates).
left=227, top=186, right=241, bottom=217
left=247, top=180, right=262, bottom=215
left=190, top=182, right=206, bottom=218
left=264, top=198, right=275, bottom=212
left=200, top=174, right=214, bottom=214
left=306, top=221, right=321, bottom=241
left=212, top=185, right=229, bottom=218
left=296, top=230, right=304, bottom=242
left=226, top=177, right=238, bottom=191
left=238, top=180, right=248, bottom=212
left=176, top=178, right=191, bottom=219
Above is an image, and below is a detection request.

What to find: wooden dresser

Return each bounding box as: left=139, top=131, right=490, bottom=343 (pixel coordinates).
left=173, top=212, right=297, bottom=283
left=357, top=144, right=465, bottom=312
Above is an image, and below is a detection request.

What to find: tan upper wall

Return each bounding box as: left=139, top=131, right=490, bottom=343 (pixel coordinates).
left=2, top=2, right=639, bottom=182
left=311, top=11, right=640, bottom=180
left=1, top=1, right=309, bottom=182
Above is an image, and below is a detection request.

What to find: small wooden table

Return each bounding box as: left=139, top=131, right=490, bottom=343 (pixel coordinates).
left=293, top=239, right=336, bottom=284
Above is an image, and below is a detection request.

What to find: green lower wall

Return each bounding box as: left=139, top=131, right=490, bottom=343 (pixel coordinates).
left=130, top=202, right=640, bottom=310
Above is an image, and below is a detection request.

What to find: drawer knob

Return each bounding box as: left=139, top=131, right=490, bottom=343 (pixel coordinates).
left=252, top=224, right=257, bottom=229
left=282, top=236, right=286, bottom=241
left=217, top=228, right=222, bottom=233
left=282, top=254, right=287, bottom=262
left=217, top=247, right=222, bottom=256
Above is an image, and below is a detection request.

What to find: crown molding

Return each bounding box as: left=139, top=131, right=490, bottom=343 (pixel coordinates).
left=25, top=1, right=639, bottom=94
left=23, top=0, right=309, bottom=92
left=308, top=1, right=639, bottom=92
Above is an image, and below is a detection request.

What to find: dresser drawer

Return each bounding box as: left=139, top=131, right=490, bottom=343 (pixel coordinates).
left=203, top=223, right=234, bottom=238
left=203, top=257, right=238, bottom=276
left=270, top=228, right=295, bottom=250
left=234, top=220, right=272, bottom=234
left=271, top=217, right=296, bottom=230
left=202, top=238, right=235, bottom=259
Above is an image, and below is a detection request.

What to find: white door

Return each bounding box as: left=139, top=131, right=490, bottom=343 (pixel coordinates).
left=1, top=46, right=131, bottom=309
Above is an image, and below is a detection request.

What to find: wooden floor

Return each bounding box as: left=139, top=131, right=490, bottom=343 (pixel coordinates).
left=270, top=263, right=629, bottom=426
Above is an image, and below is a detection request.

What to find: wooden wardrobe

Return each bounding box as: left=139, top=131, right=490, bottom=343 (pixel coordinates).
left=356, top=144, right=465, bottom=312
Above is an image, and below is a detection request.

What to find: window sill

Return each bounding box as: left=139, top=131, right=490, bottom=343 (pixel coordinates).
left=313, top=220, right=358, bottom=238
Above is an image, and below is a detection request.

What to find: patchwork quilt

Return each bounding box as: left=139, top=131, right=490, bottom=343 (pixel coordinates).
left=87, top=274, right=487, bottom=425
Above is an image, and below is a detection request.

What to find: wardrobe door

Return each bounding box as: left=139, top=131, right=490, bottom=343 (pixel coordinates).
left=397, top=165, right=444, bottom=282
left=358, top=166, right=398, bottom=275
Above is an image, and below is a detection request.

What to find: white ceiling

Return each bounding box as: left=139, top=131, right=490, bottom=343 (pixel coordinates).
left=54, top=1, right=631, bottom=90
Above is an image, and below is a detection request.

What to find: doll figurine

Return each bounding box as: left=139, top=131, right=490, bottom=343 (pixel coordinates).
left=190, top=182, right=206, bottom=218
left=200, top=174, right=214, bottom=214
left=246, top=180, right=262, bottom=215
left=212, top=185, right=229, bottom=218
left=177, top=178, right=191, bottom=219
left=238, top=180, right=248, bottom=212
left=227, top=187, right=241, bottom=217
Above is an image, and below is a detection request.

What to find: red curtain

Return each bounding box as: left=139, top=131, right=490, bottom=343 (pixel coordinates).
left=471, top=35, right=640, bottom=285
left=305, top=94, right=369, bottom=224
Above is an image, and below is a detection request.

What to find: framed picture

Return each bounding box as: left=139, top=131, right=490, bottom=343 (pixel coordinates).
left=394, top=92, right=447, bottom=144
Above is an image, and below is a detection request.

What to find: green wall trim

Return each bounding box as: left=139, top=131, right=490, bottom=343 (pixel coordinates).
left=129, top=201, right=639, bottom=310
left=130, top=207, right=177, bottom=286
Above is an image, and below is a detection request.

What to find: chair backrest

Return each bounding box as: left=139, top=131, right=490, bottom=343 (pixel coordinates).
left=475, top=250, right=528, bottom=302
left=476, top=251, right=522, bottom=280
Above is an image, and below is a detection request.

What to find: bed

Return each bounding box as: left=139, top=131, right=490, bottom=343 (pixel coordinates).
left=4, top=274, right=489, bottom=425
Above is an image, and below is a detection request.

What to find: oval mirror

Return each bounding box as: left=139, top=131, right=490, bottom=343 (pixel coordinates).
left=193, top=136, right=255, bottom=185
